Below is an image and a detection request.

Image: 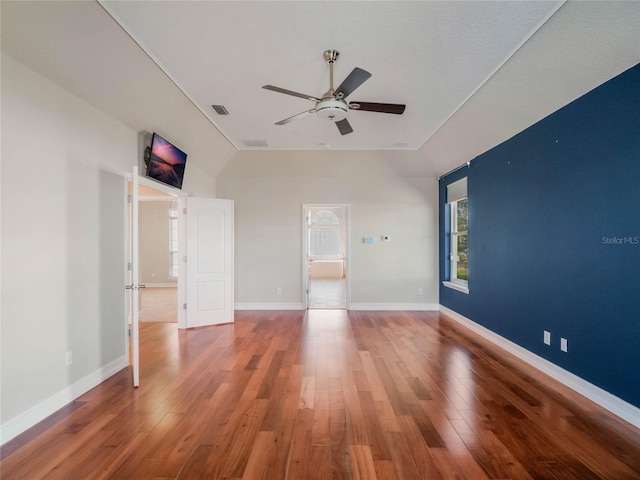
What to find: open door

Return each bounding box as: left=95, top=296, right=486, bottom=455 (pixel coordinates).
left=126, top=166, right=141, bottom=387
left=184, top=197, right=234, bottom=327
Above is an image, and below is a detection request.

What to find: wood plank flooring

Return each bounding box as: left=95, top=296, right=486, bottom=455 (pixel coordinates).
left=2, top=310, right=640, bottom=479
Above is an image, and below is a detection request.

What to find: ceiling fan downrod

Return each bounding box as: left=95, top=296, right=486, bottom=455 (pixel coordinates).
left=315, top=49, right=349, bottom=122
left=323, top=49, right=339, bottom=96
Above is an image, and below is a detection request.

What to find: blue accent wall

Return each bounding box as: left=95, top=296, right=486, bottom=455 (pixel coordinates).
left=439, top=63, right=640, bottom=409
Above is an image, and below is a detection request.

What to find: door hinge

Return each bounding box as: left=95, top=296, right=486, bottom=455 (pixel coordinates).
left=183, top=208, right=187, bottom=215
left=127, top=262, right=132, bottom=271
left=127, top=194, right=132, bottom=204
left=183, top=303, right=187, bottom=310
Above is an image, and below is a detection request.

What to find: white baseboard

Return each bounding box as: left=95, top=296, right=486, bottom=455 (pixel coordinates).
left=440, top=305, right=640, bottom=429
left=0, top=355, right=129, bottom=445
left=349, top=303, right=440, bottom=311
left=235, top=302, right=305, bottom=311
left=142, top=283, right=177, bottom=288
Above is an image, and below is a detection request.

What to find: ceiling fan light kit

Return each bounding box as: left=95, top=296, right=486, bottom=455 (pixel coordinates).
left=314, top=98, right=348, bottom=122
left=262, top=49, right=406, bottom=135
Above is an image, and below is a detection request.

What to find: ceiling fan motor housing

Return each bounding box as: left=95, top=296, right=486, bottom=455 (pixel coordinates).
left=315, top=98, right=348, bottom=122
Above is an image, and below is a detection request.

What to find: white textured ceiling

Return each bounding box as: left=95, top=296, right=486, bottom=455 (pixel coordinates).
left=101, top=0, right=565, bottom=151
left=2, top=1, right=639, bottom=177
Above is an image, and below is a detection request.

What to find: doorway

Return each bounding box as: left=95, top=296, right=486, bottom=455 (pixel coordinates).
left=138, top=185, right=179, bottom=324
left=125, top=177, right=182, bottom=387
left=125, top=174, right=234, bottom=386
left=303, top=204, right=349, bottom=309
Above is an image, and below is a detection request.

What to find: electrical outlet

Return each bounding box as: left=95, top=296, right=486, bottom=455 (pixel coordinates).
left=276, top=287, right=282, bottom=296
left=544, top=331, right=551, bottom=346
left=561, top=338, right=568, bottom=352
left=418, top=288, right=423, bottom=295
left=65, top=351, right=73, bottom=366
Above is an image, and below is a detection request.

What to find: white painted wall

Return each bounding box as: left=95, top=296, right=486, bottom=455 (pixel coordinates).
left=139, top=201, right=177, bottom=285
left=217, top=151, right=439, bottom=309
left=0, top=54, right=217, bottom=443
left=0, top=54, right=132, bottom=441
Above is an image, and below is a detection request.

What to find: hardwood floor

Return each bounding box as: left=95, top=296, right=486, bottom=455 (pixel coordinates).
left=2, top=310, right=640, bottom=479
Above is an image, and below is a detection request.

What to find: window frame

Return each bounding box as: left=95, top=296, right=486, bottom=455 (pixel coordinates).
left=308, top=208, right=343, bottom=259
left=443, top=178, right=469, bottom=294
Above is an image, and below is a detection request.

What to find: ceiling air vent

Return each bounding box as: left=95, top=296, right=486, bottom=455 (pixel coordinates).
left=242, top=139, right=268, bottom=148
left=211, top=104, right=229, bottom=115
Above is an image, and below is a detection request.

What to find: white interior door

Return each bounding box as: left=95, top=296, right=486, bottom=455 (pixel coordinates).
left=129, top=166, right=140, bottom=387
left=185, top=197, right=234, bottom=327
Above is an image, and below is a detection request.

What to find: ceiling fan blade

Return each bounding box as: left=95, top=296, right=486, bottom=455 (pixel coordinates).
left=334, top=68, right=371, bottom=99
left=275, top=109, right=315, bottom=126
left=262, top=85, right=320, bottom=102
left=335, top=118, right=353, bottom=135
left=349, top=102, right=406, bottom=115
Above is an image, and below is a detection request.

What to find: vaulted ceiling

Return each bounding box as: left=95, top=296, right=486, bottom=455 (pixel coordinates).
left=2, top=1, right=639, bottom=178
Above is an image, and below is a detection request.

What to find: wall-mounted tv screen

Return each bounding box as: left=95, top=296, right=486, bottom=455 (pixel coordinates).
left=146, top=133, right=187, bottom=189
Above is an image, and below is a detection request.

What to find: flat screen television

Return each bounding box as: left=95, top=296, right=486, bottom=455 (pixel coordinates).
left=145, top=133, right=187, bottom=189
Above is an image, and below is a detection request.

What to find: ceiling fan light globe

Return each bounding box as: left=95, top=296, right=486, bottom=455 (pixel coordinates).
left=315, top=98, right=348, bottom=122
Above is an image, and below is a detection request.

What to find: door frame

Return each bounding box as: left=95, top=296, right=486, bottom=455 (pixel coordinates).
left=302, top=204, right=350, bottom=309
left=124, top=172, right=187, bottom=385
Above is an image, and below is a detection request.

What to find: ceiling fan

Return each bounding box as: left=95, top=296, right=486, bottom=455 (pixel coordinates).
left=262, top=49, right=406, bottom=135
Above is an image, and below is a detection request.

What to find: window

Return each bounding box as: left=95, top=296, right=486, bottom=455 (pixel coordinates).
left=445, top=178, right=469, bottom=293
left=169, top=208, right=178, bottom=278
left=309, top=209, right=341, bottom=256
left=450, top=198, right=468, bottom=283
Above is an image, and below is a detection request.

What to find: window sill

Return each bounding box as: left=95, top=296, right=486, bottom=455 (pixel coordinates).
left=442, top=281, right=469, bottom=294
